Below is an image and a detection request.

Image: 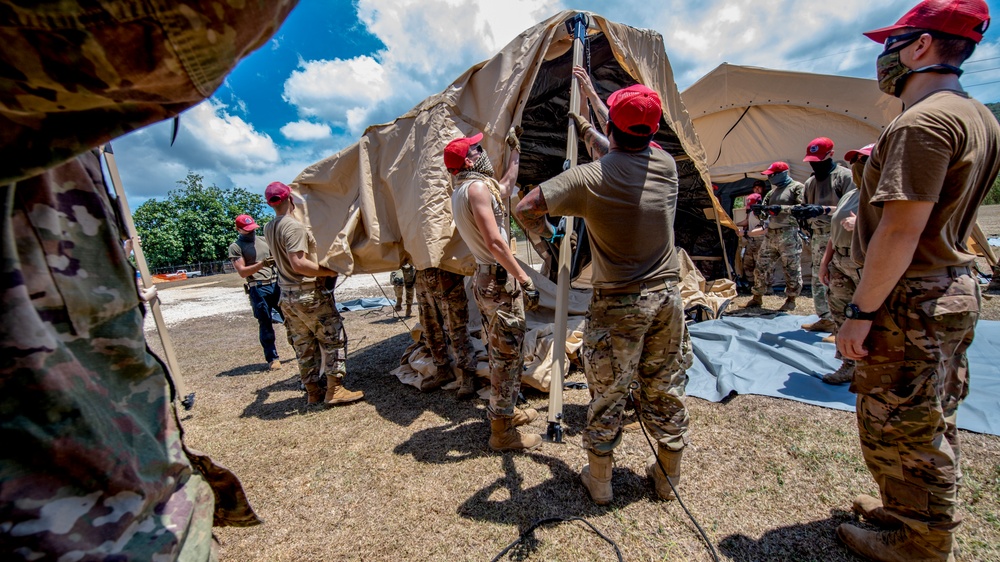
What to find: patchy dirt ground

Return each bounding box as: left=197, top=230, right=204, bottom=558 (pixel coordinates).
left=147, top=208, right=1000, bottom=562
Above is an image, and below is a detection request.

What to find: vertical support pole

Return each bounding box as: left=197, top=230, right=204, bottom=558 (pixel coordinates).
left=546, top=12, right=590, bottom=444
left=101, top=143, right=194, bottom=409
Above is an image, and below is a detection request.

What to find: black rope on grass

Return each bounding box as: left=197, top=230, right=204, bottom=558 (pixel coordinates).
left=490, top=516, right=623, bottom=562
left=630, top=382, right=721, bottom=562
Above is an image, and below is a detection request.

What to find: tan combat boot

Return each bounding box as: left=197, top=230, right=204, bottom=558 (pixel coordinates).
left=324, top=375, right=364, bottom=406
left=304, top=382, right=325, bottom=405
left=837, top=523, right=954, bottom=562
left=852, top=494, right=902, bottom=529
left=405, top=303, right=412, bottom=317
left=742, top=295, right=763, bottom=308
left=510, top=407, right=538, bottom=427
left=456, top=368, right=477, bottom=400
left=489, top=418, right=542, bottom=451
left=802, top=317, right=837, bottom=332
left=822, top=361, right=855, bottom=385
left=646, top=446, right=682, bottom=500
left=269, top=359, right=282, bottom=371
left=580, top=451, right=613, bottom=505
left=779, top=296, right=797, bottom=311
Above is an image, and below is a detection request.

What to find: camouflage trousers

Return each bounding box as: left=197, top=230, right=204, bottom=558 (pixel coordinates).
left=827, top=249, right=861, bottom=362
left=741, top=235, right=764, bottom=284
left=810, top=227, right=832, bottom=319
left=393, top=283, right=415, bottom=310
left=851, top=272, right=979, bottom=535
left=472, top=269, right=526, bottom=419
left=280, top=285, right=348, bottom=386
left=415, top=268, right=477, bottom=371
left=582, top=284, right=693, bottom=456
left=753, top=227, right=802, bottom=298
left=0, top=154, right=246, bottom=560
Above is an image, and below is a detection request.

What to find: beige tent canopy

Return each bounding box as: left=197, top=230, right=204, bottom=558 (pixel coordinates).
left=682, top=63, right=902, bottom=184
left=290, top=10, right=732, bottom=280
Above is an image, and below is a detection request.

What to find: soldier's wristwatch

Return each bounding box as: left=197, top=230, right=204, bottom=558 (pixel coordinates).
left=844, top=303, right=876, bottom=321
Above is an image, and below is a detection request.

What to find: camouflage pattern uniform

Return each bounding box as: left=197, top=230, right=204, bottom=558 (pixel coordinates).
left=582, top=285, right=693, bottom=454
left=754, top=227, right=803, bottom=298
left=1, top=153, right=258, bottom=560
left=850, top=272, right=979, bottom=537
left=280, top=282, right=348, bottom=386
left=391, top=264, right=416, bottom=312
left=805, top=166, right=852, bottom=320
left=0, top=1, right=293, bottom=557
left=472, top=268, right=526, bottom=419
left=742, top=235, right=764, bottom=285
left=415, top=268, right=477, bottom=372
left=809, top=227, right=832, bottom=316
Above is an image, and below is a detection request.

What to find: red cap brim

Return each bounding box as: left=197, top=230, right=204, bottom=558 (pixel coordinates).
left=863, top=24, right=907, bottom=44
left=468, top=132, right=484, bottom=144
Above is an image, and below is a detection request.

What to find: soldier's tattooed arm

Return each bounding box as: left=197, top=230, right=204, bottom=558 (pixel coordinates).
left=514, top=187, right=555, bottom=240
left=583, top=126, right=610, bottom=160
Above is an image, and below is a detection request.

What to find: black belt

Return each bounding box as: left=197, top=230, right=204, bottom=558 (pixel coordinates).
left=593, top=277, right=677, bottom=298
left=834, top=246, right=851, bottom=257
left=476, top=264, right=502, bottom=274
left=903, top=266, right=971, bottom=279
left=247, top=279, right=276, bottom=288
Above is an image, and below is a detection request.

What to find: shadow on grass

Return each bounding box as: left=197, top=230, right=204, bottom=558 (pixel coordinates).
left=456, top=453, right=648, bottom=556
left=718, top=510, right=858, bottom=562
left=239, top=374, right=307, bottom=421
left=216, top=362, right=272, bottom=377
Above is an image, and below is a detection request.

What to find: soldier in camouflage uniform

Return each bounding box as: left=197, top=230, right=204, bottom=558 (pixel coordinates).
left=517, top=84, right=693, bottom=506
left=817, top=144, right=870, bottom=385
left=391, top=259, right=416, bottom=316
left=745, top=161, right=804, bottom=311
left=0, top=2, right=295, bottom=557
left=801, top=137, right=854, bottom=333
left=413, top=267, right=479, bottom=397
left=836, top=3, right=999, bottom=560
left=448, top=130, right=542, bottom=452
left=264, top=182, right=364, bottom=408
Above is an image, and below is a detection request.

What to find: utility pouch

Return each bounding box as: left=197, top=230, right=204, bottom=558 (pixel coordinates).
left=495, top=265, right=507, bottom=285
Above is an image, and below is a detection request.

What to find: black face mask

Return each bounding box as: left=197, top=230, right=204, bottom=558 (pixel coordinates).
left=239, top=231, right=255, bottom=242
left=810, top=159, right=835, bottom=181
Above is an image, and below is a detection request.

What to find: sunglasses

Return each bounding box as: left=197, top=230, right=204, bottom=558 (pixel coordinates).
left=883, top=30, right=925, bottom=50
left=467, top=143, right=482, bottom=157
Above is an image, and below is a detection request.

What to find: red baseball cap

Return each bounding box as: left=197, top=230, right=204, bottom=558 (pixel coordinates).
left=608, top=84, right=662, bottom=136
left=746, top=193, right=763, bottom=206
left=762, top=161, right=789, bottom=176
left=844, top=143, right=876, bottom=163
left=235, top=214, right=259, bottom=230
left=443, top=132, right=484, bottom=174
left=265, top=181, right=292, bottom=204
left=803, top=137, right=835, bottom=162
left=863, top=0, right=991, bottom=44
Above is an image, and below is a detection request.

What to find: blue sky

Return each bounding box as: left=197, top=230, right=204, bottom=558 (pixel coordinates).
left=112, top=0, right=1000, bottom=207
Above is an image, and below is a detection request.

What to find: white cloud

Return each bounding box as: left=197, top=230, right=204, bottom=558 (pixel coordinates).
left=281, top=120, right=333, bottom=141
left=282, top=55, right=390, bottom=127
left=180, top=100, right=280, bottom=169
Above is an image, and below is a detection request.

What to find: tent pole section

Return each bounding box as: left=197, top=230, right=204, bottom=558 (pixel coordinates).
left=101, top=143, right=194, bottom=410
left=545, top=12, right=589, bottom=444
left=714, top=208, right=734, bottom=279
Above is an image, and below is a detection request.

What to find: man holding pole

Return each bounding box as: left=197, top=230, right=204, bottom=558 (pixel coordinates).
left=515, top=84, right=692, bottom=505
left=447, top=129, right=542, bottom=451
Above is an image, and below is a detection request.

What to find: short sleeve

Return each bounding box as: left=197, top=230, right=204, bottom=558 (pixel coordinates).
left=228, top=242, right=242, bottom=261
left=870, top=115, right=953, bottom=205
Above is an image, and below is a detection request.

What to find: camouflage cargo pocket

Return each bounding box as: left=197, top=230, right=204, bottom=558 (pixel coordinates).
left=851, top=305, right=906, bottom=395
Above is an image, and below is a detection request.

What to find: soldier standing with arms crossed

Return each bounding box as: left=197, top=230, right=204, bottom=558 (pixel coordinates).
left=516, top=84, right=692, bottom=505
left=836, top=1, right=999, bottom=560
left=265, top=181, right=364, bottom=408
left=447, top=130, right=541, bottom=451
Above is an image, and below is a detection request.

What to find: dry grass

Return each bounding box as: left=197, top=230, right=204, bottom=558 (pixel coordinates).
left=152, top=207, right=1000, bottom=562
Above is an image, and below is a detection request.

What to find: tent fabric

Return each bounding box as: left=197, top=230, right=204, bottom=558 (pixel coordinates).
left=289, top=10, right=729, bottom=278
left=686, top=314, right=1000, bottom=437
left=683, top=63, right=902, bottom=184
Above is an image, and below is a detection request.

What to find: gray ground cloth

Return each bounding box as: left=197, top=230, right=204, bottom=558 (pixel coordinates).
left=687, top=315, right=1000, bottom=436
left=338, top=297, right=394, bottom=312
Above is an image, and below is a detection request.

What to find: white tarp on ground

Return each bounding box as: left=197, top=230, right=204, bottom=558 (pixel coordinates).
left=682, top=63, right=902, bottom=184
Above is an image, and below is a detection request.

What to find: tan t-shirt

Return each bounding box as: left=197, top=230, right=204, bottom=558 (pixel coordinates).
left=804, top=165, right=853, bottom=230
left=540, top=147, right=680, bottom=288
left=830, top=188, right=860, bottom=250
left=452, top=177, right=507, bottom=265
left=263, top=214, right=318, bottom=288
left=228, top=234, right=275, bottom=283
left=852, top=90, right=1000, bottom=275
left=762, top=180, right=804, bottom=228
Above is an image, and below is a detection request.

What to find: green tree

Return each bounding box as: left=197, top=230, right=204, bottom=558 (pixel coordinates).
left=133, top=172, right=273, bottom=268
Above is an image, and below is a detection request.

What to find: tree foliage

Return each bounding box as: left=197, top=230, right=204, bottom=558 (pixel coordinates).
left=133, top=173, right=273, bottom=268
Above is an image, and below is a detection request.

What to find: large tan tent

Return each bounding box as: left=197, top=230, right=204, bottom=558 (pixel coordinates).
left=682, top=63, right=902, bottom=184
left=288, top=10, right=732, bottom=281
